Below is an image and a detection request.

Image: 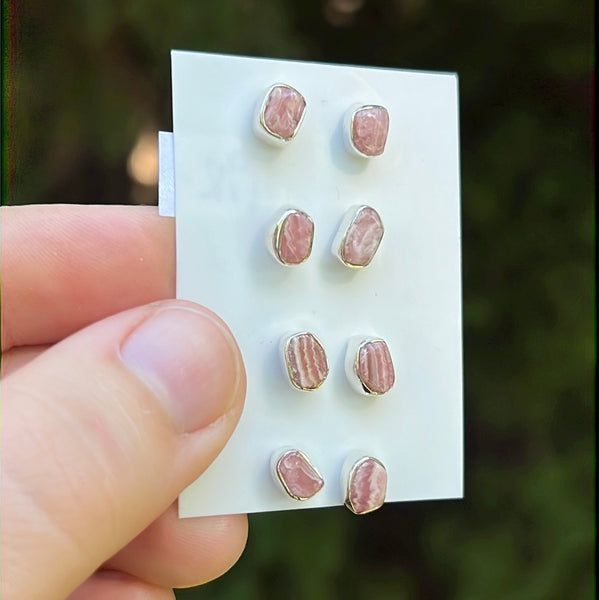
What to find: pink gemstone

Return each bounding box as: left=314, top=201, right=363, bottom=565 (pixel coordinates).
left=351, top=106, right=389, bottom=157
left=346, top=457, right=387, bottom=515
left=357, top=339, right=395, bottom=394
left=284, top=333, right=329, bottom=390
left=341, top=206, right=384, bottom=267
left=275, top=210, right=314, bottom=265
left=262, top=85, right=306, bottom=141
left=276, top=450, right=324, bottom=500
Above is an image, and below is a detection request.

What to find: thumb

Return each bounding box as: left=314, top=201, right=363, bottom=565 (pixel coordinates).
left=0, top=300, right=246, bottom=600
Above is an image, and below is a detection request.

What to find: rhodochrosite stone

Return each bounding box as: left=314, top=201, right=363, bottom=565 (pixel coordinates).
left=274, top=210, right=314, bottom=265
left=284, top=333, right=329, bottom=390
left=351, top=106, right=389, bottom=157
left=340, top=206, right=384, bottom=267
left=346, top=457, right=387, bottom=515
left=262, top=85, right=306, bottom=141
left=357, top=339, right=395, bottom=395
left=276, top=450, right=324, bottom=500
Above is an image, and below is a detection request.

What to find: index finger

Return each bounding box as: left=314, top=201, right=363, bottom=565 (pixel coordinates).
left=1, top=204, right=175, bottom=351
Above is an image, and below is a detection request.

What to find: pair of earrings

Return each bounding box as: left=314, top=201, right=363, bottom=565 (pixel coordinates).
left=282, top=332, right=395, bottom=396
left=273, top=448, right=387, bottom=515
left=254, top=83, right=390, bottom=159
left=268, top=205, right=384, bottom=268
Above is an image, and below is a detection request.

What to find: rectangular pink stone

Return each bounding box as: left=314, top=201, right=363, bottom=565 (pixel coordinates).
left=274, top=210, right=314, bottom=265
left=346, top=457, right=387, bottom=514
left=276, top=450, right=324, bottom=500
left=261, top=84, right=306, bottom=141
left=340, top=206, right=384, bottom=268
left=351, top=105, right=389, bottom=157
left=357, top=339, right=395, bottom=395
left=284, top=332, right=329, bottom=391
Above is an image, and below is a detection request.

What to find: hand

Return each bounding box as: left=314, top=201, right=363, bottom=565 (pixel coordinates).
left=1, top=204, right=247, bottom=600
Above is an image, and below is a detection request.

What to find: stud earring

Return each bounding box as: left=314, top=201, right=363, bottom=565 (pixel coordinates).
left=267, top=208, right=314, bottom=266
left=343, top=453, right=387, bottom=515
left=332, top=205, right=384, bottom=268
left=272, top=448, right=324, bottom=501
left=345, top=336, right=395, bottom=395
left=254, top=84, right=307, bottom=146
left=344, top=104, right=389, bottom=158
left=281, top=332, right=329, bottom=391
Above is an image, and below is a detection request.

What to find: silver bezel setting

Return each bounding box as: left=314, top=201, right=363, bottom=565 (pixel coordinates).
left=268, top=208, right=314, bottom=266
left=281, top=331, right=329, bottom=391
left=344, top=455, right=387, bottom=515
left=343, top=103, right=389, bottom=158
left=272, top=448, right=325, bottom=501
left=330, top=205, right=384, bottom=269
left=344, top=335, right=394, bottom=396
left=254, top=83, right=307, bottom=147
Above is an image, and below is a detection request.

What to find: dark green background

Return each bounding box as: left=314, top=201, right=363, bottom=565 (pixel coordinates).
left=2, top=1, right=594, bottom=598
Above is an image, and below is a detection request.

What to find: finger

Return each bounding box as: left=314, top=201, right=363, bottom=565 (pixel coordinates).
left=67, top=571, right=175, bottom=600
left=106, top=504, right=248, bottom=589
left=1, top=204, right=175, bottom=351
left=1, top=344, right=49, bottom=377
left=1, top=300, right=246, bottom=600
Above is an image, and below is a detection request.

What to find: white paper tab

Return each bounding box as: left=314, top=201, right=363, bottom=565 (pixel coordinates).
left=158, top=131, right=175, bottom=217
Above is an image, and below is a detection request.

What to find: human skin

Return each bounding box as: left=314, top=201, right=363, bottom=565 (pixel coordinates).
left=0, top=204, right=248, bottom=600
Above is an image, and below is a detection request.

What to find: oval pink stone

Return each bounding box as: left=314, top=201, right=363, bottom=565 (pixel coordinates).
left=346, top=457, right=387, bottom=515
left=284, top=332, right=329, bottom=391
left=274, top=210, right=314, bottom=265
left=357, top=339, right=395, bottom=394
left=351, top=106, right=389, bottom=157
left=262, top=85, right=306, bottom=141
left=276, top=450, right=324, bottom=500
left=341, top=206, right=384, bottom=267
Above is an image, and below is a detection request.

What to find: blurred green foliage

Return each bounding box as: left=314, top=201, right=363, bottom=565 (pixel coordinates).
left=2, top=0, right=594, bottom=598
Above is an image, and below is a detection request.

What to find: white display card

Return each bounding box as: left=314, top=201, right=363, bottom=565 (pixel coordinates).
left=171, top=51, right=463, bottom=517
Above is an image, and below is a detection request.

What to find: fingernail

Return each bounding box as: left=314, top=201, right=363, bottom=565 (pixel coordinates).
left=120, top=306, right=242, bottom=433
